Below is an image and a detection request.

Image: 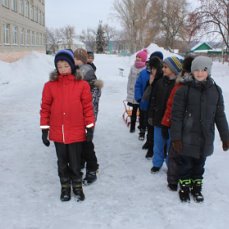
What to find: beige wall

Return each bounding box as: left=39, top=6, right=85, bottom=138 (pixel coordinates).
left=0, top=0, right=46, bottom=62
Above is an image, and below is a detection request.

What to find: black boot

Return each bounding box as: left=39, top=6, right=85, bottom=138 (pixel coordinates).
left=83, top=170, right=97, bottom=185
left=138, top=129, right=145, bottom=141
left=72, top=181, right=85, bottom=201
left=142, top=141, right=149, bottom=149
left=145, top=148, right=153, bottom=159
left=191, top=179, right=204, bottom=202
left=179, top=179, right=191, bottom=202
left=60, top=185, right=71, bottom=201
left=129, top=121, right=135, bottom=133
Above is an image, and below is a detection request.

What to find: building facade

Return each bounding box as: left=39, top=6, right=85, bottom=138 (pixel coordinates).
left=0, top=0, right=45, bottom=62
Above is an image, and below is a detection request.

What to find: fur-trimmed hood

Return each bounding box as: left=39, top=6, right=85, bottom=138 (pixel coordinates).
left=49, top=69, right=82, bottom=81
left=94, top=79, right=104, bottom=89
left=176, top=72, right=193, bottom=84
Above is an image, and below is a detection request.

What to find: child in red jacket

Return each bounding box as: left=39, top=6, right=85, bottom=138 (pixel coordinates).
left=40, top=49, right=95, bottom=202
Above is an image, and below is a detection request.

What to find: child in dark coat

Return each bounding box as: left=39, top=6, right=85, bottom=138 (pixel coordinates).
left=40, top=49, right=95, bottom=201
left=171, top=56, right=229, bottom=202
left=148, top=56, right=182, bottom=173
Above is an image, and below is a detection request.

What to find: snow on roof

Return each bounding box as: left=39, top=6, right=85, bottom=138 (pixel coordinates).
left=191, top=42, right=213, bottom=51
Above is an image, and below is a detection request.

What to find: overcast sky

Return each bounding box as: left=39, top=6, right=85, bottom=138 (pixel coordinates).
left=45, top=0, right=118, bottom=34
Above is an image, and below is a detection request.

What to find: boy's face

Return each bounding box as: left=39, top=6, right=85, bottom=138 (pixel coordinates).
left=74, top=58, right=83, bottom=66
left=193, top=70, right=208, bottom=81
left=57, top=61, right=71, bottom=75
left=162, top=63, right=175, bottom=77
left=88, top=56, right=94, bottom=63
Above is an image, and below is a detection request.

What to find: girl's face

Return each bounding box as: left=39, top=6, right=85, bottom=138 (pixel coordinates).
left=193, top=70, right=208, bottom=81
left=57, top=61, right=71, bottom=75
left=162, top=64, right=174, bottom=77
left=136, top=56, right=142, bottom=62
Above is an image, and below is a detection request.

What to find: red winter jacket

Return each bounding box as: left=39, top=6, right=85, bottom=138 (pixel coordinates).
left=40, top=72, right=95, bottom=144
left=161, top=83, right=182, bottom=127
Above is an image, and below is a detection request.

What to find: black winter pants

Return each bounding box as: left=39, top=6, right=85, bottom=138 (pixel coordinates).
left=167, top=146, right=179, bottom=185
left=54, top=142, right=82, bottom=185
left=177, top=155, right=206, bottom=181
left=139, top=109, right=147, bottom=131
left=130, top=104, right=139, bottom=124
left=82, top=141, right=98, bottom=171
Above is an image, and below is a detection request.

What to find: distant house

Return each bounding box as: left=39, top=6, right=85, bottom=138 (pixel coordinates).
left=0, top=0, right=46, bottom=62
left=190, top=42, right=213, bottom=54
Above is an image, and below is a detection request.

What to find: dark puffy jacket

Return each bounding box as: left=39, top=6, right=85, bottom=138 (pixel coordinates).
left=171, top=77, right=229, bottom=158
left=79, top=64, right=103, bottom=120
left=148, top=76, right=176, bottom=126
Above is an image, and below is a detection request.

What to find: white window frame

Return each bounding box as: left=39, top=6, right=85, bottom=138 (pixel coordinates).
left=12, top=26, right=18, bottom=45
left=20, top=0, right=24, bottom=15
left=20, top=28, right=25, bottom=45
left=3, top=24, right=10, bottom=45
left=12, top=0, right=18, bottom=12
left=3, top=0, right=10, bottom=8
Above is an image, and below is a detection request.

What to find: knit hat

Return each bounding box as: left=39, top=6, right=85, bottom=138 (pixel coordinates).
left=74, top=48, right=88, bottom=64
left=148, top=56, right=162, bottom=70
left=163, top=56, right=182, bottom=75
left=149, top=51, right=164, bottom=60
left=87, top=51, right=94, bottom=59
left=136, top=49, right=148, bottom=63
left=191, top=56, right=212, bottom=75
left=54, top=49, right=76, bottom=74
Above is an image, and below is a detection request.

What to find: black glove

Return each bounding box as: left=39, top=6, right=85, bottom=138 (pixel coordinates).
left=86, top=127, right=94, bottom=142
left=222, top=140, right=229, bottom=151
left=161, top=126, right=169, bottom=139
left=42, top=129, right=50, bottom=147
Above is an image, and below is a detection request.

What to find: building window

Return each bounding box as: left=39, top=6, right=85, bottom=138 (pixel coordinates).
left=3, top=0, right=10, bottom=8
left=3, top=24, right=10, bottom=44
left=12, top=26, right=18, bottom=44
left=20, top=0, right=24, bottom=15
left=12, top=0, right=18, bottom=12
left=30, top=5, right=34, bottom=20
left=25, top=1, right=29, bottom=18
left=20, top=28, right=25, bottom=45
left=38, top=10, right=41, bottom=24
left=34, top=6, right=38, bottom=22
left=26, top=29, right=30, bottom=45
left=31, top=31, right=35, bottom=45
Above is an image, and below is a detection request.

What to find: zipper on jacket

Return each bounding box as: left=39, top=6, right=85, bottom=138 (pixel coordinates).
left=62, top=125, right=65, bottom=143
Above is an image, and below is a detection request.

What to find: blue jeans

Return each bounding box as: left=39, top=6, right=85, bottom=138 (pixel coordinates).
left=153, top=126, right=171, bottom=168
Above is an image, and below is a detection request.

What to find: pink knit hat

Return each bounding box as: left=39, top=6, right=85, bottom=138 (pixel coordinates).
left=136, top=49, right=148, bottom=63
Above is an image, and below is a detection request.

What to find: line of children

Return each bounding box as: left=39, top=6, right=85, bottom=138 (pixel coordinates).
left=40, top=49, right=95, bottom=201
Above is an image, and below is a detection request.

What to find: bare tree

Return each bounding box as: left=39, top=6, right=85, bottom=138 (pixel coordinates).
left=113, top=0, right=153, bottom=52
left=156, top=0, right=188, bottom=49
left=195, top=0, right=229, bottom=49
left=79, top=28, right=96, bottom=51
left=61, top=25, right=76, bottom=49
left=45, top=28, right=62, bottom=53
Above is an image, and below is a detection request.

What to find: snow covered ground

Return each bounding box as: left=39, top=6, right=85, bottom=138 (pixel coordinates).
left=0, top=47, right=229, bottom=229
